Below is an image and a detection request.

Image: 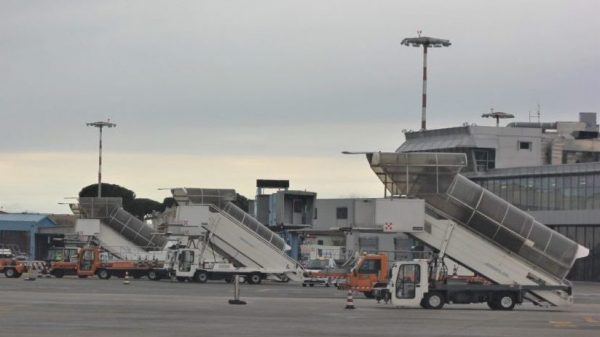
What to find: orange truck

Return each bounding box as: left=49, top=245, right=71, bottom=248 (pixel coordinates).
left=49, top=246, right=167, bottom=280
left=0, top=249, right=28, bottom=278
left=345, top=253, right=390, bottom=298
left=303, top=253, right=390, bottom=298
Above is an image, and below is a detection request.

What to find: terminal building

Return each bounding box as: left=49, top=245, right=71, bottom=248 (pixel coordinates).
left=306, top=112, right=600, bottom=281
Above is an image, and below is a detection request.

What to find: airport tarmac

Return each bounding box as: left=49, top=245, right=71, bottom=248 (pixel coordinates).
left=0, top=277, right=599, bottom=337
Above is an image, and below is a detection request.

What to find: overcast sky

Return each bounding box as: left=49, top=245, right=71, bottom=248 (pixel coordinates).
left=1, top=0, right=599, bottom=213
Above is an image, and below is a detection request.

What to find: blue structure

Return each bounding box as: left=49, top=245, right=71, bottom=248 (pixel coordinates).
left=0, top=213, right=57, bottom=259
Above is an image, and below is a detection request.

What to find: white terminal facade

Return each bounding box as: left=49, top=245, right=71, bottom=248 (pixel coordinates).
left=267, top=112, right=600, bottom=282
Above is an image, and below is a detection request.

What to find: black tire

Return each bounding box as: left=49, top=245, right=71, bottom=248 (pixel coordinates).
left=224, top=276, right=233, bottom=284
left=195, top=271, right=208, bottom=283
left=363, top=291, right=375, bottom=299
left=53, top=270, right=64, bottom=278
left=494, top=293, right=516, bottom=311
left=97, top=269, right=111, bottom=280
left=309, top=283, right=315, bottom=287
left=423, top=292, right=445, bottom=309
left=4, top=268, right=16, bottom=278
left=487, top=299, right=499, bottom=310
left=247, top=273, right=262, bottom=285
left=147, top=270, right=161, bottom=281
left=176, top=276, right=188, bottom=283
left=302, top=283, right=307, bottom=287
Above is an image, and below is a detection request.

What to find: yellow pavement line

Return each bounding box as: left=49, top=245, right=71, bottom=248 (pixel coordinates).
left=549, top=320, right=576, bottom=328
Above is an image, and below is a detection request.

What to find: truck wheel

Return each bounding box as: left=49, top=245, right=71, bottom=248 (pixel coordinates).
left=176, top=277, right=188, bottom=283
left=247, top=273, right=262, bottom=285
left=147, top=270, right=161, bottom=281
left=363, top=291, right=375, bottom=299
left=4, top=268, right=16, bottom=278
left=487, top=300, right=499, bottom=310
left=494, top=293, right=516, bottom=311
left=309, top=283, right=315, bottom=287
left=424, top=292, right=445, bottom=309
left=97, top=269, right=111, bottom=280
left=52, top=270, right=64, bottom=278
left=195, top=271, right=208, bottom=283
left=302, top=283, right=307, bottom=287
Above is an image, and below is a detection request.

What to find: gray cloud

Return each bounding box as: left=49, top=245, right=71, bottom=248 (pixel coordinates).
left=1, top=0, right=598, bottom=155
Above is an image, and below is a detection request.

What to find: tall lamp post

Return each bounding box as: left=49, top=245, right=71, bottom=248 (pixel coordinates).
left=401, top=32, right=451, bottom=130
left=86, top=120, right=117, bottom=197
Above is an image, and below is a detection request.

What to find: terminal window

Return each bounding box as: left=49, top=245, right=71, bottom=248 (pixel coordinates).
left=519, top=141, right=532, bottom=150
left=336, top=207, right=348, bottom=219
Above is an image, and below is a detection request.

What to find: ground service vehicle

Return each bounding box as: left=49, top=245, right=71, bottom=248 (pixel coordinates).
left=345, top=253, right=390, bottom=298
left=168, top=247, right=268, bottom=284
left=49, top=246, right=166, bottom=280
left=0, top=249, right=28, bottom=278
left=379, top=258, right=569, bottom=310
left=168, top=188, right=304, bottom=282
left=350, top=152, right=590, bottom=309
left=301, top=253, right=390, bottom=296
left=302, top=258, right=341, bottom=287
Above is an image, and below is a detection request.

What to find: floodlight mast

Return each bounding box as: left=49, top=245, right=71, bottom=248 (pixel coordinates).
left=86, top=120, right=117, bottom=197
left=401, top=33, right=451, bottom=130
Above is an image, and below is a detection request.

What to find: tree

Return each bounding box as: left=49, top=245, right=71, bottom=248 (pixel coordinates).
left=126, top=198, right=164, bottom=220
left=162, top=197, right=177, bottom=210
left=233, top=193, right=249, bottom=212
left=79, top=183, right=136, bottom=206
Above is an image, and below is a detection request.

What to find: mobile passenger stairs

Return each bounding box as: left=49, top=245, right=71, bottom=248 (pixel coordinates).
left=170, top=188, right=305, bottom=283
left=350, top=152, right=589, bottom=309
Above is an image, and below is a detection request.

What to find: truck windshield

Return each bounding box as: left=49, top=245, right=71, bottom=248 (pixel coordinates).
left=395, top=264, right=420, bottom=299
left=358, top=259, right=381, bottom=274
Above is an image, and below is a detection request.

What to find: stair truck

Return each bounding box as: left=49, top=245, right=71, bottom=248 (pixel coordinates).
left=165, top=188, right=305, bottom=284
left=346, top=151, right=589, bottom=310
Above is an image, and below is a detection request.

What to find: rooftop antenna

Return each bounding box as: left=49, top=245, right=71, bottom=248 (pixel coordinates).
left=401, top=32, right=451, bottom=131
left=529, top=103, right=541, bottom=125
left=481, top=108, right=514, bottom=127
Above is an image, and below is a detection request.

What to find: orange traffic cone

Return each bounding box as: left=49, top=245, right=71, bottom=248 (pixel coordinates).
left=345, top=289, right=355, bottom=309
left=123, top=272, right=130, bottom=285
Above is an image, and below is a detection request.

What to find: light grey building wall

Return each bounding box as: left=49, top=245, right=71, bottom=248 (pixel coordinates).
left=313, top=198, right=413, bottom=259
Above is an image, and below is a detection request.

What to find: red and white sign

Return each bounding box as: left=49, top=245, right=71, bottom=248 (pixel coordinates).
left=383, top=222, right=394, bottom=232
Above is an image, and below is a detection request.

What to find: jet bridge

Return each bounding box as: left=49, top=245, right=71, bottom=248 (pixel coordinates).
left=364, top=152, right=589, bottom=307
left=171, top=188, right=304, bottom=281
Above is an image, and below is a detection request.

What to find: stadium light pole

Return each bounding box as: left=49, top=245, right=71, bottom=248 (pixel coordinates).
left=86, top=120, right=117, bottom=197
left=401, top=32, right=451, bottom=130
